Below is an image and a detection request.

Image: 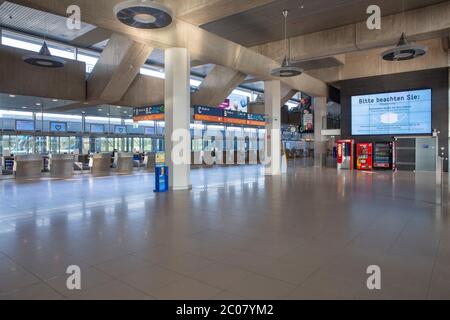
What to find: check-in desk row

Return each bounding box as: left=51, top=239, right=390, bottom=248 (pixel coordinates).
left=191, top=150, right=263, bottom=167
left=1, top=152, right=157, bottom=179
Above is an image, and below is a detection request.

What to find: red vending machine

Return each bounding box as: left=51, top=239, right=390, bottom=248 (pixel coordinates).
left=356, top=143, right=373, bottom=171
left=337, top=140, right=355, bottom=170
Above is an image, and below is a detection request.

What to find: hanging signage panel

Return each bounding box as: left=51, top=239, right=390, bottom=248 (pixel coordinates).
left=133, top=105, right=165, bottom=121
left=247, top=113, right=266, bottom=126
left=133, top=114, right=165, bottom=121
left=223, top=110, right=247, bottom=125
left=193, top=105, right=224, bottom=122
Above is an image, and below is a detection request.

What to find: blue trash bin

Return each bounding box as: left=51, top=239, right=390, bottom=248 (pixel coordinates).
left=154, top=166, right=169, bottom=193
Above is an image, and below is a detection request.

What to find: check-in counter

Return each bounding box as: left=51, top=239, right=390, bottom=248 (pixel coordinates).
left=90, top=153, right=111, bottom=175
left=143, top=153, right=156, bottom=171
left=247, top=150, right=258, bottom=164
left=235, top=150, right=246, bottom=165
left=191, top=152, right=203, bottom=168
left=116, top=152, right=133, bottom=173
left=49, top=154, right=74, bottom=178
left=14, top=155, right=42, bottom=179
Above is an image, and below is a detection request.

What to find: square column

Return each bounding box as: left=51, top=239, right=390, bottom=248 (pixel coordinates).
left=264, top=80, right=281, bottom=175
left=164, top=48, right=191, bottom=190
left=314, top=97, right=327, bottom=167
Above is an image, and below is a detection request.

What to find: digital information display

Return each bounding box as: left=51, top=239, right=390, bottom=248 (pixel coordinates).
left=114, top=125, right=127, bottom=134
left=351, top=89, right=432, bottom=136
left=15, top=120, right=35, bottom=131
left=144, top=127, right=155, bottom=135
left=90, top=124, right=105, bottom=133
left=50, top=122, right=67, bottom=133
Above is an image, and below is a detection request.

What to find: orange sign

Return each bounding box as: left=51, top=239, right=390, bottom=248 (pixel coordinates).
left=246, top=120, right=266, bottom=126
left=223, top=118, right=247, bottom=125
left=133, top=114, right=165, bottom=122
left=194, top=114, right=224, bottom=122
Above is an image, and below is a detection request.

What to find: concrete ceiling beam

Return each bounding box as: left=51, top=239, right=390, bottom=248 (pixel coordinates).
left=87, top=33, right=154, bottom=104
left=280, top=85, right=298, bottom=106
left=70, top=27, right=112, bottom=48
left=10, top=0, right=328, bottom=97
left=164, top=0, right=278, bottom=27
left=192, top=65, right=246, bottom=107
left=252, top=1, right=450, bottom=63
left=307, top=38, right=448, bottom=83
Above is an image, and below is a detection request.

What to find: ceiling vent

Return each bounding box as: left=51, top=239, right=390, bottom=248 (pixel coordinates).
left=381, top=33, right=428, bottom=61
left=114, top=0, right=173, bottom=29
left=22, top=42, right=66, bottom=68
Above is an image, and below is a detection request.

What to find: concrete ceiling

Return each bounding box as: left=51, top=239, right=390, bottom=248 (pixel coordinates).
left=201, top=0, right=447, bottom=46
left=0, top=1, right=96, bottom=43
left=0, top=93, right=74, bottom=112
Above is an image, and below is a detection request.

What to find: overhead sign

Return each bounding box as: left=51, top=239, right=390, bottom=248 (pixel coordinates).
left=50, top=121, right=67, bottom=133
left=133, top=105, right=165, bottom=121
left=224, top=110, right=247, bottom=125
left=193, top=105, right=224, bottom=123
left=247, top=113, right=266, bottom=126
left=114, top=125, right=127, bottom=134
left=134, top=105, right=266, bottom=127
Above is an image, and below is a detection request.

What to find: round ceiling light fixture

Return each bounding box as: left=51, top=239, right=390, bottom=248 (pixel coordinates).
left=22, top=42, right=66, bottom=68
left=270, top=10, right=303, bottom=78
left=114, top=0, right=173, bottom=29
left=381, top=33, right=428, bottom=62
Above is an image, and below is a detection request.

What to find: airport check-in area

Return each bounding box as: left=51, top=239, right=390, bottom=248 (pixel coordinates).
left=0, top=0, right=450, bottom=306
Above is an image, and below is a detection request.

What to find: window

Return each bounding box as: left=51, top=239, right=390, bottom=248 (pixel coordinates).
left=1, top=30, right=75, bottom=60
left=77, top=50, right=100, bottom=73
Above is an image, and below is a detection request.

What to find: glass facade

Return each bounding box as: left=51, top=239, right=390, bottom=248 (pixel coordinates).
left=0, top=109, right=266, bottom=156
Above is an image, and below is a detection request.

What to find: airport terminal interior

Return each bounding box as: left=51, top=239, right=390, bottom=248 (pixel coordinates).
left=0, top=0, right=450, bottom=300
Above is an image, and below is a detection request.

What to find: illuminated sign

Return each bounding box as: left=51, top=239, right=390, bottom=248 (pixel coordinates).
left=114, top=125, right=127, bottom=134
left=193, top=105, right=224, bottom=123
left=247, top=113, right=266, bottom=126
left=133, top=105, right=165, bottom=121
left=15, top=120, right=34, bottom=132
left=50, top=122, right=67, bottom=132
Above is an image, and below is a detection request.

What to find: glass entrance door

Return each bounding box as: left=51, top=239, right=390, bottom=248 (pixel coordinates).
left=415, top=137, right=437, bottom=172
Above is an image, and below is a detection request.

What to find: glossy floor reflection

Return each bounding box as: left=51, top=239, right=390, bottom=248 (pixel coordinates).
left=0, top=164, right=449, bottom=300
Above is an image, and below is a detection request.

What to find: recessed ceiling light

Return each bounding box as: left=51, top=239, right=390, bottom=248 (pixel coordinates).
left=123, top=111, right=128, bottom=114
left=81, top=111, right=86, bottom=114
left=52, top=99, right=58, bottom=102
left=98, top=109, right=103, bottom=111
left=35, top=102, right=42, bottom=106
left=117, top=106, right=122, bottom=109
left=9, top=94, right=16, bottom=98
left=22, top=106, right=27, bottom=109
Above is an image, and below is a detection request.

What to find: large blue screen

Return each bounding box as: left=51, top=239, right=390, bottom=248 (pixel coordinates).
left=351, top=89, right=432, bottom=136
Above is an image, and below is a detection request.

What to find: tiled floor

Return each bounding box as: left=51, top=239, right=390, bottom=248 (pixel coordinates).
left=0, top=164, right=449, bottom=300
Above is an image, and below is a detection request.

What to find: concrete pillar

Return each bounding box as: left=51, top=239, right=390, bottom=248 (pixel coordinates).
left=164, top=48, right=191, bottom=190
left=264, top=80, right=281, bottom=175
left=314, top=97, right=327, bottom=167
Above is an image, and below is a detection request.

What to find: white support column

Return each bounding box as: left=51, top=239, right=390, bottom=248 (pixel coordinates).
left=314, top=97, right=327, bottom=167
left=264, top=80, right=281, bottom=175
left=164, top=48, right=191, bottom=190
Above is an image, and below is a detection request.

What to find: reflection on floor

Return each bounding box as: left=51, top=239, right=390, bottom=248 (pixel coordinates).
left=0, top=164, right=449, bottom=300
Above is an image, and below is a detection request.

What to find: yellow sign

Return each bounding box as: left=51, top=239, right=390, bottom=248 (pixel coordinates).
left=156, top=152, right=165, bottom=165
